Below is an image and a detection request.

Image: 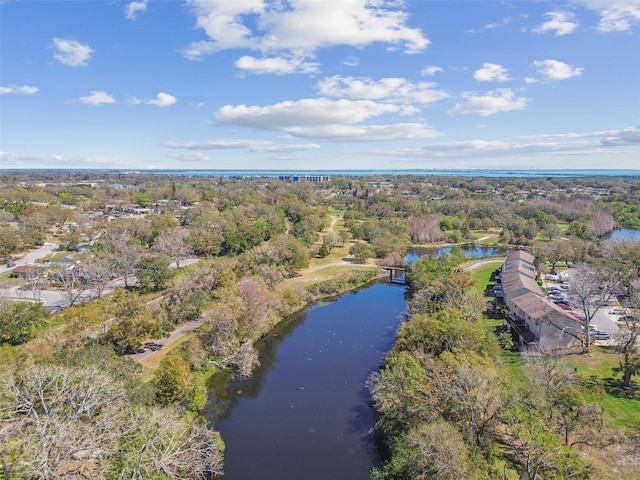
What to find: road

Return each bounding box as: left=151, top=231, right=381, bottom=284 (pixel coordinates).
left=0, top=243, right=59, bottom=274
left=0, top=256, right=201, bottom=311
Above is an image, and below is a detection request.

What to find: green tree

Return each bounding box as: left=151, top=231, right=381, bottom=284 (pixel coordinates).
left=136, top=253, right=173, bottom=292
left=153, top=354, right=193, bottom=406
left=0, top=302, right=50, bottom=345
left=615, top=312, right=640, bottom=388
left=349, top=242, right=374, bottom=263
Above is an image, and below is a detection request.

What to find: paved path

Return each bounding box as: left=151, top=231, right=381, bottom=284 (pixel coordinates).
left=0, top=243, right=59, bottom=274
left=462, top=257, right=505, bottom=272
left=129, top=316, right=207, bottom=362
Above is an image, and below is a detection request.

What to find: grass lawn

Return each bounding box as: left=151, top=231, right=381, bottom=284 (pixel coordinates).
left=468, top=260, right=503, bottom=299
left=307, top=244, right=351, bottom=268
left=477, top=236, right=500, bottom=245
left=283, top=264, right=377, bottom=290
left=564, top=347, right=640, bottom=431
left=468, top=230, right=489, bottom=239
left=140, top=334, right=191, bottom=381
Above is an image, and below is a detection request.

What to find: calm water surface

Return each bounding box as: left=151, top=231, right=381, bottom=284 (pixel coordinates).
left=405, top=245, right=505, bottom=263
left=608, top=228, right=640, bottom=241
left=207, top=282, right=407, bottom=480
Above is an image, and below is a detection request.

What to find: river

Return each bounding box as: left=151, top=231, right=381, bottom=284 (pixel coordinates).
left=206, top=231, right=640, bottom=479
left=207, top=282, right=407, bottom=479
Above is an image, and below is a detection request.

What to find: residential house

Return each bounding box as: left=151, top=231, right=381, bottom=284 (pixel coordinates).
left=499, top=249, right=582, bottom=350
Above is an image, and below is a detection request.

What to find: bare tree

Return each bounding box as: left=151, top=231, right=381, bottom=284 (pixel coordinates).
left=236, top=276, right=276, bottom=336
left=1, top=363, right=224, bottom=480
left=102, top=230, right=142, bottom=288
left=406, top=215, right=444, bottom=243
left=153, top=227, right=191, bottom=268
left=79, top=252, right=113, bottom=299
left=566, top=263, right=624, bottom=351
left=615, top=294, right=640, bottom=387
left=438, top=359, right=505, bottom=448
left=54, top=263, right=88, bottom=307
left=0, top=364, right=128, bottom=479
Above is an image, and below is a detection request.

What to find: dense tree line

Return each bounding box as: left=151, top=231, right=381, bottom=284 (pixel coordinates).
left=371, top=254, right=622, bottom=480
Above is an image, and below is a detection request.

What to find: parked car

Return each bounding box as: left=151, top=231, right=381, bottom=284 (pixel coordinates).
left=555, top=303, right=572, bottom=311
left=560, top=283, right=569, bottom=290
left=590, top=330, right=611, bottom=340
left=609, top=307, right=628, bottom=315
left=547, top=286, right=561, bottom=292
left=6, top=263, right=16, bottom=268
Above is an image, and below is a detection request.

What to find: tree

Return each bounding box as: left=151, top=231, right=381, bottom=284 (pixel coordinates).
left=54, top=263, right=88, bottom=307
left=236, top=276, right=276, bottom=336
left=504, top=405, right=584, bottom=480
left=0, top=363, right=128, bottom=479
left=0, top=302, right=50, bottom=345
left=101, top=230, right=142, bottom=288
left=153, top=354, right=193, bottom=406
left=437, top=355, right=504, bottom=449
left=566, top=263, right=624, bottom=350
left=349, top=242, right=374, bottom=263
left=153, top=227, right=191, bottom=268
left=136, top=253, right=173, bottom=292
left=0, top=362, right=224, bottom=480
left=78, top=252, right=113, bottom=299
left=0, top=224, right=20, bottom=257
left=406, top=215, right=444, bottom=243
left=373, top=420, right=484, bottom=480
left=614, top=305, right=640, bottom=388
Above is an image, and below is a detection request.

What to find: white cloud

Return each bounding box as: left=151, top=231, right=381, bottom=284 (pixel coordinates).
left=600, top=125, right=640, bottom=146
left=316, top=76, right=448, bottom=104
left=169, top=152, right=212, bottom=161
left=524, top=77, right=538, bottom=84
left=282, top=123, right=442, bottom=142
left=447, top=89, right=529, bottom=117
left=164, top=139, right=319, bottom=152
left=213, top=97, right=438, bottom=141
left=184, top=0, right=429, bottom=63
left=466, top=16, right=513, bottom=33
left=125, top=0, right=148, bottom=20
left=534, top=11, right=579, bottom=36
left=0, top=151, right=64, bottom=165
left=533, top=59, right=584, bottom=80
left=78, top=91, right=115, bottom=105
left=416, top=126, right=640, bottom=160
left=235, top=55, right=319, bottom=74
left=0, top=84, right=38, bottom=94
left=215, top=98, right=409, bottom=130
left=421, top=65, right=443, bottom=76
left=343, top=56, right=359, bottom=67
left=577, top=0, right=640, bottom=32
left=130, top=92, right=177, bottom=107
left=473, top=63, right=511, bottom=82
left=53, top=38, right=93, bottom=67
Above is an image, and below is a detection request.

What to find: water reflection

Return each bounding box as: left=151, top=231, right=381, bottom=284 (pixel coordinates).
left=607, top=228, right=640, bottom=241
left=207, top=283, right=406, bottom=480
left=405, top=245, right=506, bottom=263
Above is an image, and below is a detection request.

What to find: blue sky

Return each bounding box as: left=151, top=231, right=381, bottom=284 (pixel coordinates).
left=1, top=0, right=639, bottom=170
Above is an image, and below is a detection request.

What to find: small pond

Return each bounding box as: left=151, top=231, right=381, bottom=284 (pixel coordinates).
left=607, top=228, right=640, bottom=241
left=405, top=245, right=506, bottom=264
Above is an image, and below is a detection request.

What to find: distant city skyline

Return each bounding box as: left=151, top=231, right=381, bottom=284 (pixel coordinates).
left=1, top=0, right=639, bottom=170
